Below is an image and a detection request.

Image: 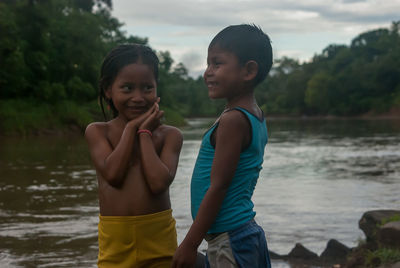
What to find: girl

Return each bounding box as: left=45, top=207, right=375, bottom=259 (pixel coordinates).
left=85, top=44, right=183, bottom=267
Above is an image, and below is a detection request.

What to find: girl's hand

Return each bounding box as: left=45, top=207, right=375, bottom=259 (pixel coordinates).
left=139, top=98, right=164, bottom=132
left=127, top=99, right=159, bottom=129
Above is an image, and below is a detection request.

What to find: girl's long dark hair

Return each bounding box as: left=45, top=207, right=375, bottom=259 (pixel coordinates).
left=98, top=44, right=159, bottom=120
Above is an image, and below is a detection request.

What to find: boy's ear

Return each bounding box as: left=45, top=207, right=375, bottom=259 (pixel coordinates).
left=243, top=60, right=258, bottom=82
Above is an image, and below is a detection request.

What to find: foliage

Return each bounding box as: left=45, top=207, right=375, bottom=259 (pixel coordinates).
left=379, top=214, right=400, bottom=227
left=0, top=0, right=399, bottom=135
left=256, top=21, right=400, bottom=116
left=0, top=99, right=93, bottom=135
left=161, top=106, right=186, bottom=126
left=0, top=0, right=221, bottom=134
left=365, top=248, right=400, bottom=267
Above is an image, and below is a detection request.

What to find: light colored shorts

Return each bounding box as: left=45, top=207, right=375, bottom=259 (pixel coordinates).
left=205, top=219, right=271, bottom=268
left=98, top=209, right=177, bottom=268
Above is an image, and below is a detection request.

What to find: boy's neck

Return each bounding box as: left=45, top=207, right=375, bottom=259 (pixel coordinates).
left=225, top=90, right=263, bottom=119
left=225, top=91, right=257, bottom=110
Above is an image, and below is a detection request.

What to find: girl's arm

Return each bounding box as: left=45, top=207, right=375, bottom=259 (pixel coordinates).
left=172, top=110, right=250, bottom=268
left=85, top=104, right=157, bottom=187
left=138, top=109, right=183, bottom=194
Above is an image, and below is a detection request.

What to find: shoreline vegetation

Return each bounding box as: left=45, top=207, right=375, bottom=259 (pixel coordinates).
left=1, top=99, right=400, bottom=137
left=1, top=2, right=400, bottom=137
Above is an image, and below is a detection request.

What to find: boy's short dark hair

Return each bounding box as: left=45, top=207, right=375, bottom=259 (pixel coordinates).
left=209, top=24, right=273, bottom=86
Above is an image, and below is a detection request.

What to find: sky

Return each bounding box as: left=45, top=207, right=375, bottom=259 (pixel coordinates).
left=111, top=0, right=400, bottom=77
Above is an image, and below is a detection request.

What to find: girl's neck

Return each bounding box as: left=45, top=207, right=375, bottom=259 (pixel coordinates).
left=112, top=116, right=129, bottom=129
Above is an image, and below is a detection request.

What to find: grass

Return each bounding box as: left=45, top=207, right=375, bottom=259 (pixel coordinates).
left=161, top=106, right=186, bottom=127
left=0, top=99, right=186, bottom=136
left=0, top=99, right=95, bottom=135
left=365, top=248, right=400, bottom=267
left=379, top=214, right=400, bottom=226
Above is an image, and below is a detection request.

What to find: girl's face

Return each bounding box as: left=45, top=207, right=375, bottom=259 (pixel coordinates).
left=106, top=63, right=157, bottom=121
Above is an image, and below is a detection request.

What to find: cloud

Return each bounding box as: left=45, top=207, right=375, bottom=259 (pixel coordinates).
left=180, top=51, right=204, bottom=71
left=114, top=0, right=399, bottom=39
left=111, top=0, right=400, bottom=76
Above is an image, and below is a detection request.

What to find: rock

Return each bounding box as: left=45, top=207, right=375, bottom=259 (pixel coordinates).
left=377, top=221, right=400, bottom=249
left=378, top=261, right=400, bottom=268
left=320, top=239, right=351, bottom=262
left=269, top=250, right=285, bottom=259
left=288, top=243, right=319, bottom=260
left=359, top=210, right=400, bottom=241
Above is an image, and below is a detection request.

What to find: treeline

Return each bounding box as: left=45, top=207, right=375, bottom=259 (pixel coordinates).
left=0, top=0, right=399, bottom=134
left=256, top=21, right=400, bottom=116
left=156, top=21, right=400, bottom=118
left=0, top=0, right=219, bottom=134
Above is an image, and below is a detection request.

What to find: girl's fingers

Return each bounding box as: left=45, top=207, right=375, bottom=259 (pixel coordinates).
left=150, top=103, right=157, bottom=113
left=144, top=103, right=157, bottom=117
left=156, top=110, right=164, bottom=119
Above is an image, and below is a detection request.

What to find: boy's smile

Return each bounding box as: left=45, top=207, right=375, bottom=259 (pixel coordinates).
left=106, top=63, right=157, bottom=121
left=204, top=46, right=245, bottom=100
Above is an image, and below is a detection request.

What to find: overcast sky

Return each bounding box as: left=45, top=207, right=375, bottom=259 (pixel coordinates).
left=111, top=0, right=400, bottom=77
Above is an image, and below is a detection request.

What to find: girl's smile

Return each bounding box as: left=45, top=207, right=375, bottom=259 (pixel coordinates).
left=106, top=63, right=157, bottom=121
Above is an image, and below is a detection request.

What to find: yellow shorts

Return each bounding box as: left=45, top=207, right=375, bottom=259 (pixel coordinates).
left=98, top=209, right=177, bottom=268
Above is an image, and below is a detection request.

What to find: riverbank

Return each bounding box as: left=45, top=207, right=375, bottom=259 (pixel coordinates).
left=270, top=210, right=400, bottom=268
left=0, top=99, right=186, bottom=136
left=265, top=107, right=400, bottom=121
left=1, top=98, right=399, bottom=137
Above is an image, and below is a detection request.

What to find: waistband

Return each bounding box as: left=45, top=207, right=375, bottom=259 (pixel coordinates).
left=205, top=219, right=257, bottom=241
left=99, top=209, right=173, bottom=223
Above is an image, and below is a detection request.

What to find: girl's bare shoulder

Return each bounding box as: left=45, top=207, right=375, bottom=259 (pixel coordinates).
left=85, top=121, right=112, bottom=141
left=155, top=124, right=182, bottom=138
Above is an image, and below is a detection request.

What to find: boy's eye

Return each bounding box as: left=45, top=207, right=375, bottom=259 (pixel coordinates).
left=211, top=59, right=222, bottom=67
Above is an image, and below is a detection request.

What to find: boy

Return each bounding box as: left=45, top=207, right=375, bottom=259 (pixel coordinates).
left=172, top=24, right=273, bottom=268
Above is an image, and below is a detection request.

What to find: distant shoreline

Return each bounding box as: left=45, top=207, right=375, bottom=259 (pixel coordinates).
left=188, top=113, right=400, bottom=121
left=2, top=112, right=400, bottom=137
left=266, top=114, right=400, bottom=120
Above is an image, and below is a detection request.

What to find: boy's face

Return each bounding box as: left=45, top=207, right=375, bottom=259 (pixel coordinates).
left=203, top=45, right=246, bottom=100
left=106, top=63, right=157, bottom=121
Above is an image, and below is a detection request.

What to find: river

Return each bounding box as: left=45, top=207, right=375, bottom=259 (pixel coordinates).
left=0, top=118, right=399, bottom=267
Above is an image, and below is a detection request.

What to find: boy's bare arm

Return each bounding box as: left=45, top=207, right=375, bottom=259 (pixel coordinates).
left=85, top=104, right=157, bottom=187
left=172, top=110, right=249, bottom=268
left=139, top=127, right=183, bottom=195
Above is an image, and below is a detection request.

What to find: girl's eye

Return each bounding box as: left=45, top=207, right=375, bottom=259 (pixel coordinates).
left=122, top=85, right=132, bottom=92
left=144, top=85, right=154, bottom=92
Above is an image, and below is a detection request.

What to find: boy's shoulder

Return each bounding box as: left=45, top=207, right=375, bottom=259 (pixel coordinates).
left=218, top=108, right=249, bottom=129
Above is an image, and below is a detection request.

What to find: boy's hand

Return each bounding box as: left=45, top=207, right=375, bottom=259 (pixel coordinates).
left=139, top=98, right=164, bottom=132
left=171, top=243, right=197, bottom=268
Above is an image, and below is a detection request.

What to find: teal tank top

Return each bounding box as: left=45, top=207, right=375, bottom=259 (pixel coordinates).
left=190, top=107, right=268, bottom=233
